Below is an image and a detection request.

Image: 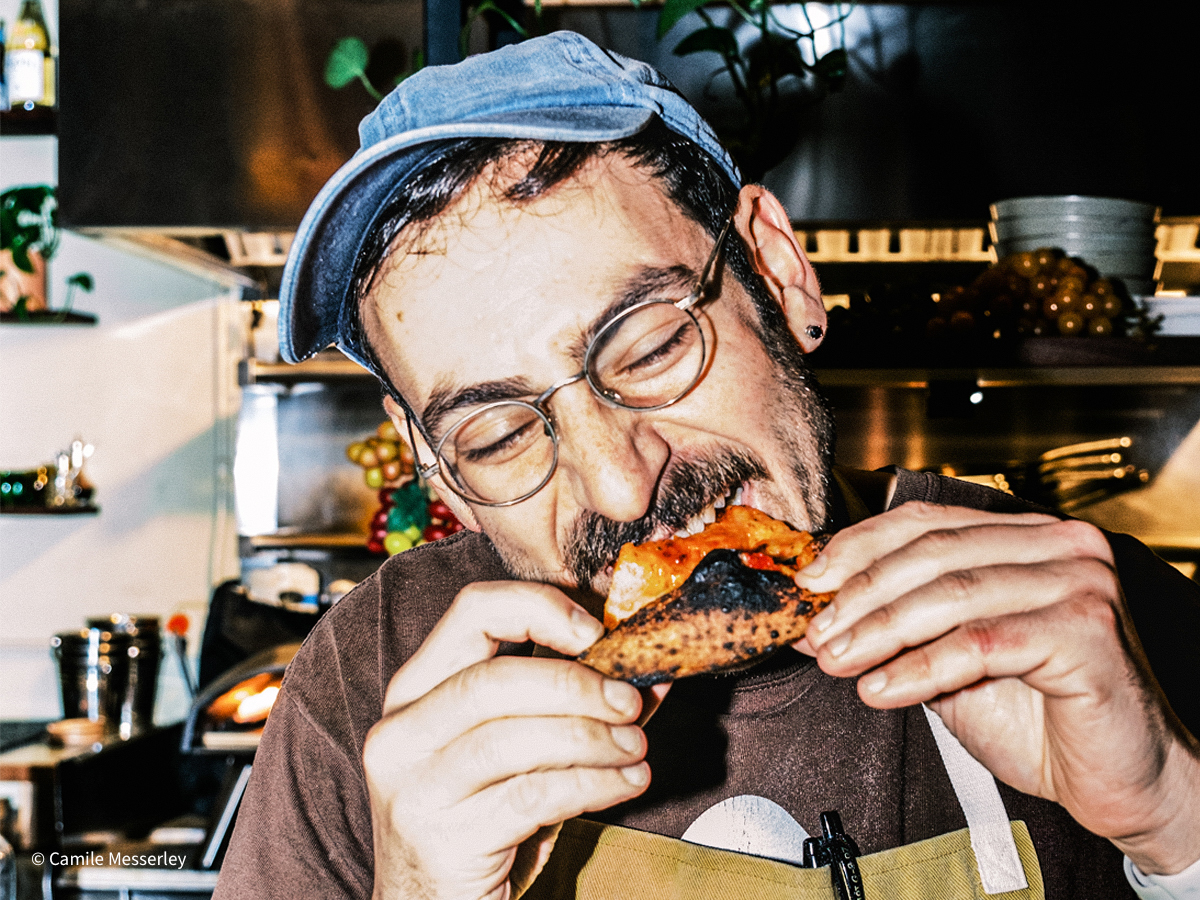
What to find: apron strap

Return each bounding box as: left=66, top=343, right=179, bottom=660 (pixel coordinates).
left=922, top=705, right=1029, bottom=894
left=837, top=466, right=1028, bottom=893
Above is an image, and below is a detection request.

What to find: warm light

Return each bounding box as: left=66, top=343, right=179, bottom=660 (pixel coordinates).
left=207, top=672, right=284, bottom=723
left=234, top=685, right=280, bottom=724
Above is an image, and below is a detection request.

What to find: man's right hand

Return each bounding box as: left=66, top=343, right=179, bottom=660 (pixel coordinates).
left=363, top=581, right=650, bottom=900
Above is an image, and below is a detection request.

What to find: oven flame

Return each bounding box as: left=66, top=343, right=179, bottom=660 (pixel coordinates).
left=234, top=684, right=280, bottom=724
left=208, top=671, right=284, bottom=726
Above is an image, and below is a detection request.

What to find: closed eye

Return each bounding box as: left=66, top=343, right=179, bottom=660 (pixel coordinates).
left=460, top=417, right=540, bottom=464
left=619, top=322, right=691, bottom=377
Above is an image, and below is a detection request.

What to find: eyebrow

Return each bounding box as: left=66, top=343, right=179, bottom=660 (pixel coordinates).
left=419, top=263, right=699, bottom=438
left=567, top=264, right=697, bottom=361
left=422, top=377, right=541, bottom=439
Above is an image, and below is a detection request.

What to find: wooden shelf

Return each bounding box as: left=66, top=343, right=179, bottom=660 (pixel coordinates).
left=242, top=531, right=372, bottom=551
left=240, top=355, right=369, bottom=386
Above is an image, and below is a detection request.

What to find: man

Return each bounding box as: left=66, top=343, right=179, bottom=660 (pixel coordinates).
left=216, top=32, right=1200, bottom=900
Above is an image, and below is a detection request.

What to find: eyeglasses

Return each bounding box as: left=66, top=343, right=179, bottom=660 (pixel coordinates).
left=408, top=215, right=736, bottom=507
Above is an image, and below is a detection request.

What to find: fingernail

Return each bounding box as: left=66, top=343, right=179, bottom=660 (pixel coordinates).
left=610, top=725, right=642, bottom=754
left=621, top=763, right=649, bottom=786
left=572, top=607, right=604, bottom=643
left=603, top=679, right=640, bottom=717
left=800, top=553, right=828, bottom=579
left=861, top=670, right=888, bottom=694
left=810, top=605, right=836, bottom=634
left=826, top=631, right=851, bottom=658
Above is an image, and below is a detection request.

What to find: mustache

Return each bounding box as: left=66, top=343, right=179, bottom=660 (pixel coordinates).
left=566, top=451, right=769, bottom=592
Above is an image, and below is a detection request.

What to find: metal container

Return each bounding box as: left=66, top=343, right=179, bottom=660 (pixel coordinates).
left=87, top=614, right=161, bottom=738
left=50, top=628, right=131, bottom=729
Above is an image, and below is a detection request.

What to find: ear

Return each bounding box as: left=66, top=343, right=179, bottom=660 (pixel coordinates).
left=732, top=185, right=827, bottom=353
left=382, top=394, right=483, bottom=533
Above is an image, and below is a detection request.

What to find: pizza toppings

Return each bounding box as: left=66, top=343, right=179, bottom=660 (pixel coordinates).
left=604, top=505, right=823, bottom=629
left=578, top=548, right=834, bottom=686
left=578, top=506, right=833, bottom=686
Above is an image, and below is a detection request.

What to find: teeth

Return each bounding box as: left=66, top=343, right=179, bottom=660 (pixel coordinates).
left=714, top=482, right=738, bottom=509
left=670, top=483, right=748, bottom=539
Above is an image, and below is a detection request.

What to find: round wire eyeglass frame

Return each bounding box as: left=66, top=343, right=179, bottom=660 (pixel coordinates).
left=406, top=213, right=737, bottom=507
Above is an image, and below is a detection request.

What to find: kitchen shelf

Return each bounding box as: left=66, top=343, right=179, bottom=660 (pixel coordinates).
left=0, top=504, right=99, bottom=515
left=817, top=367, right=1200, bottom=389
left=0, top=310, right=97, bottom=325
left=247, top=351, right=1200, bottom=390
left=240, top=355, right=368, bottom=386
left=242, top=531, right=374, bottom=551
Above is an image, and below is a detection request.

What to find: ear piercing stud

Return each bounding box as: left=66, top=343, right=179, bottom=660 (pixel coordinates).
left=805, top=325, right=824, bottom=340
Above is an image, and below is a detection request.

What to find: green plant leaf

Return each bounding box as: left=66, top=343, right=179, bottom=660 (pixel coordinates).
left=0, top=208, right=20, bottom=250
left=813, top=48, right=848, bottom=89
left=67, top=272, right=94, bottom=291
left=9, top=236, right=34, bottom=274
left=745, top=33, right=808, bottom=90
left=673, top=26, right=738, bottom=58
left=325, top=37, right=370, bottom=89
left=657, top=0, right=711, bottom=40
left=460, top=1, right=528, bottom=59
left=2, top=185, right=55, bottom=258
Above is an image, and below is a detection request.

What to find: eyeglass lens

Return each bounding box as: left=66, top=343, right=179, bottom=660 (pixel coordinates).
left=438, top=302, right=705, bottom=504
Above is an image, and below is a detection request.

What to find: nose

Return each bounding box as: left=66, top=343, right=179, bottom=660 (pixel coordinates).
left=549, top=385, right=669, bottom=522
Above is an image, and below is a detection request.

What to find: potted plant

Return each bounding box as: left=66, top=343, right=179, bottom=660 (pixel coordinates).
left=460, top=0, right=848, bottom=180
left=327, top=2, right=848, bottom=182
left=647, top=0, right=848, bottom=180
left=1, top=184, right=94, bottom=323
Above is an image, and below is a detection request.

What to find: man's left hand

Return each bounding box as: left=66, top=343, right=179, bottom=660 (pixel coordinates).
left=795, top=502, right=1200, bottom=875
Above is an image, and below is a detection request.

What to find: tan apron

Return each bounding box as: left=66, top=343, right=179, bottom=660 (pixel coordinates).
left=521, top=469, right=1045, bottom=899
left=523, top=818, right=1043, bottom=900
left=521, top=705, right=1045, bottom=900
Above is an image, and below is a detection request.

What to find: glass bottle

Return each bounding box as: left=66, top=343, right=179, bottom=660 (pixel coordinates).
left=1, top=20, right=9, bottom=112
left=2, top=0, right=55, bottom=133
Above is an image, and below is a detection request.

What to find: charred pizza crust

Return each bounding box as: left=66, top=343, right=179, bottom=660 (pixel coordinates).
left=578, top=545, right=834, bottom=687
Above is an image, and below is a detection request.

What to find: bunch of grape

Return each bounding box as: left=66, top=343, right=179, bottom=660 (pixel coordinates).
left=348, top=423, right=464, bottom=556
left=935, top=247, right=1128, bottom=342
left=346, top=422, right=415, bottom=489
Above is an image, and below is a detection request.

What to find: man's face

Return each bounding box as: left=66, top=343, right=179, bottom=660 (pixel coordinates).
left=364, top=153, right=832, bottom=598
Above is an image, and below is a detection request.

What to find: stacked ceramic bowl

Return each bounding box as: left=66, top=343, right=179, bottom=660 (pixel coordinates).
left=989, top=196, right=1159, bottom=295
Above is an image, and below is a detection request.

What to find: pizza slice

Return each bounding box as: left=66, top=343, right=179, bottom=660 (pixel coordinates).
left=578, top=506, right=834, bottom=686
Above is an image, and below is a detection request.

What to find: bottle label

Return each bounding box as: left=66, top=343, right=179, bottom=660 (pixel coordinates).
left=7, top=49, right=45, bottom=103
left=43, top=53, right=55, bottom=106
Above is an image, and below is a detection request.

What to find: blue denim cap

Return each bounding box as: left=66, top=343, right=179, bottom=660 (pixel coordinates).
left=278, top=30, right=740, bottom=366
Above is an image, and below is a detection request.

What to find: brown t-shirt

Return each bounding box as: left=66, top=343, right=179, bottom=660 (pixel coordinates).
left=215, top=469, right=1200, bottom=899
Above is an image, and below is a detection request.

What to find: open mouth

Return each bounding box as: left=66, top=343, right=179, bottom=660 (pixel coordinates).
left=568, top=451, right=770, bottom=594
left=594, top=480, right=751, bottom=587
left=668, top=482, right=746, bottom=539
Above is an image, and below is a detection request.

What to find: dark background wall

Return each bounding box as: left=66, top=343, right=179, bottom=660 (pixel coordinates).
left=552, top=3, right=1200, bottom=222
left=59, top=0, right=423, bottom=229
left=59, top=1, right=1199, bottom=228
